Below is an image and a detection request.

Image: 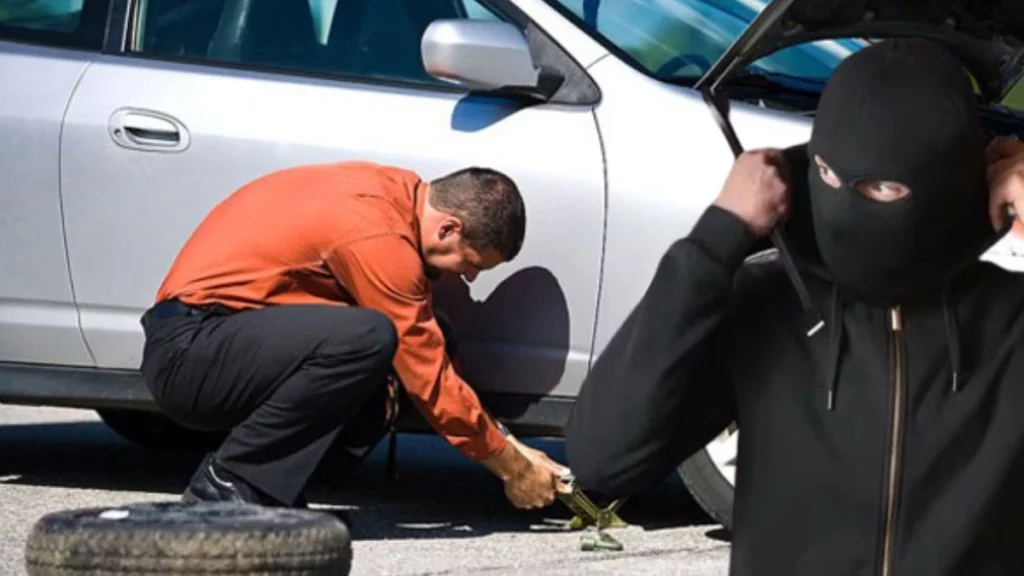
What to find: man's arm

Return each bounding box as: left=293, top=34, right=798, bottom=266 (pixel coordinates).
left=566, top=149, right=787, bottom=496
left=566, top=206, right=752, bottom=495
left=326, top=234, right=567, bottom=508
left=325, top=234, right=507, bottom=461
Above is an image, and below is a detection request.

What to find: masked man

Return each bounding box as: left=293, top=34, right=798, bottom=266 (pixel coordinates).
left=566, top=39, right=1024, bottom=575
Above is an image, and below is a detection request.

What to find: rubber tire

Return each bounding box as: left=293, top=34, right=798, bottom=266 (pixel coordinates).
left=677, top=447, right=734, bottom=532
left=24, top=501, right=352, bottom=575
left=97, top=409, right=225, bottom=451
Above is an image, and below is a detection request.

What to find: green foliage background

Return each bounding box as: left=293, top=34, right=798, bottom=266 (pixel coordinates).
left=1003, top=79, right=1024, bottom=109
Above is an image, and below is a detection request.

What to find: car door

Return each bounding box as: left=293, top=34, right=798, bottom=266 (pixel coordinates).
left=0, top=0, right=109, bottom=366
left=60, top=0, right=605, bottom=397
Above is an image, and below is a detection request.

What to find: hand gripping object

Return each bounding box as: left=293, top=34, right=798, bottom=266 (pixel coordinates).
left=556, top=472, right=628, bottom=551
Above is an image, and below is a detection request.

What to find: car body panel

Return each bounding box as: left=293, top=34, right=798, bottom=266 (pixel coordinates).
left=0, top=40, right=93, bottom=366
left=59, top=51, right=606, bottom=398
left=585, top=54, right=816, bottom=357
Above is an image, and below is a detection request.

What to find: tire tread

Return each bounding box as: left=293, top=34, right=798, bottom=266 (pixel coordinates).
left=677, top=448, right=734, bottom=532
left=23, top=503, right=352, bottom=575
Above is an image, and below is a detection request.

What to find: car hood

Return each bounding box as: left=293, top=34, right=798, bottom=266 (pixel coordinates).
left=694, top=0, right=1024, bottom=103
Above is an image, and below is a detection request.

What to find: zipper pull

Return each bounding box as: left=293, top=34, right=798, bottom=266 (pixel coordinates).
left=890, top=307, right=903, bottom=332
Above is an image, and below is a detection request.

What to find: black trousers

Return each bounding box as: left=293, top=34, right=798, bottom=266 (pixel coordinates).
left=139, top=300, right=456, bottom=506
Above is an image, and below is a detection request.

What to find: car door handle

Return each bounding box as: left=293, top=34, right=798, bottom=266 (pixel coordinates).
left=123, top=114, right=178, bottom=143
left=108, top=108, right=191, bottom=152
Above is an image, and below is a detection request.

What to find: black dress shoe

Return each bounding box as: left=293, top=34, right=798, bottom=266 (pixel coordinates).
left=182, top=453, right=263, bottom=505
left=183, top=453, right=312, bottom=509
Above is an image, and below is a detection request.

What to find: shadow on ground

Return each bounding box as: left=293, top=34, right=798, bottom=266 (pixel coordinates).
left=0, top=418, right=718, bottom=541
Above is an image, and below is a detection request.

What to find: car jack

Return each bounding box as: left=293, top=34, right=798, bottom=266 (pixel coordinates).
left=556, top=472, right=628, bottom=551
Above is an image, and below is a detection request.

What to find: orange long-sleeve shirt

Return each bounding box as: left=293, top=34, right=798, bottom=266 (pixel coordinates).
left=155, top=161, right=507, bottom=461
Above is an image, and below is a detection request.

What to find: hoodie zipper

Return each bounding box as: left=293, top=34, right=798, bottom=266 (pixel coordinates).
left=881, top=306, right=905, bottom=576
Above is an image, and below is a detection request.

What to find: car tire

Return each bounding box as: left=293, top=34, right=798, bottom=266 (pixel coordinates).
left=97, top=409, right=225, bottom=451
left=24, top=501, right=352, bottom=575
left=676, top=424, right=737, bottom=532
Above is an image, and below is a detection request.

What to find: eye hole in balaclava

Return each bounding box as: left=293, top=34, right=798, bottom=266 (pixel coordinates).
left=807, top=38, right=997, bottom=307
left=812, top=154, right=912, bottom=203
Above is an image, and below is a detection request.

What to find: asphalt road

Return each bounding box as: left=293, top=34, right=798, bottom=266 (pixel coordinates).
left=0, top=405, right=730, bottom=575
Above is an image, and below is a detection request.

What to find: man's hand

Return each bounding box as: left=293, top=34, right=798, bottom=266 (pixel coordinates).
left=481, top=435, right=570, bottom=509
left=714, top=149, right=790, bottom=238
left=506, top=434, right=570, bottom=479
left=986, top=137, right=1024, bottom=231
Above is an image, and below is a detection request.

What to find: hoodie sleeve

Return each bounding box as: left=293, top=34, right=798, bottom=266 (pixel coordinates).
left=565, top=204, right=756, bottom=496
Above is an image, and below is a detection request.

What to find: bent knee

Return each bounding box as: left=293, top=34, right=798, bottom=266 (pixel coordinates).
left=355, top=308, right=398, bottom=364
left=315, top=307, right=397, bottom=368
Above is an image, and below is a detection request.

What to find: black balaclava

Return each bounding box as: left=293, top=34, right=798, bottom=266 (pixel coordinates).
left=807, top=38, right=996, bottom=307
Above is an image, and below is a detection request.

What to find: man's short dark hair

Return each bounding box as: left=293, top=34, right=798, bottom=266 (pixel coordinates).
left=429, top=167, right=526, bottom=261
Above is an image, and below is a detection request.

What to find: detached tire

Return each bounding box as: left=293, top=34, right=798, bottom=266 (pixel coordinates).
left=24, top=501, right=352, bottom=575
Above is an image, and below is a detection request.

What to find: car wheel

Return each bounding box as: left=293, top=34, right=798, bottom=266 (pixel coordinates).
left=96, top=409, right=225, bottom=451
left=676, top=422, right=737, bottom=531
left=24, top=501, right=352, bottom=575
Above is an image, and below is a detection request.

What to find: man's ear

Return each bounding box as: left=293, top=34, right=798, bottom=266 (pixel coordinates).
left=438, top=216, right=463, bottom=240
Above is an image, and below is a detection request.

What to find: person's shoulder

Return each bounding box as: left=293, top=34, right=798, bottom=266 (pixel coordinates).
left=261, top=160, right=421, bottom=196
left=333, top=161, right=422, bottom=212
left=732, top=248, right=832, bottom=323
left=330, top=232, right=429, bottom=294
left=317, top=160, right=420, bottom=227
left=331, top=160, right=422, bottom=190
left=967, top=260, right=1024, bottom=297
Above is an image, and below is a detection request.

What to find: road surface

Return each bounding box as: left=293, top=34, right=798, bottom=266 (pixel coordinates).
left=0, top=405, right=730, bottom=575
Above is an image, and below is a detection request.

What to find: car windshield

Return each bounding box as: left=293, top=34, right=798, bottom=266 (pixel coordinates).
left=545, top=0, right=865, bottom=84
left=546, top=0, right=1024, bottom=110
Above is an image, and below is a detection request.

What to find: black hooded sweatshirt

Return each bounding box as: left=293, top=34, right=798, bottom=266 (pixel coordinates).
left=566, top=39, right=1024, bottom=575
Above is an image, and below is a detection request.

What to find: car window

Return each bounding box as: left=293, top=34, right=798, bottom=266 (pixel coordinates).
left=132, top=0, right=513, bottom=87
left=0, top=0, right=108, bottom=49
left=546, top=0, right=862, bottom=81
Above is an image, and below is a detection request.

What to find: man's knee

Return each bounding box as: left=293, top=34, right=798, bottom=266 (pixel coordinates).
left=350, top=307, right=454, bottom=362
left=353, top=308, right=399, bottom=370
left=307, top=307, right=397, bottom=381
left=314, top=307, right=456, bottom=392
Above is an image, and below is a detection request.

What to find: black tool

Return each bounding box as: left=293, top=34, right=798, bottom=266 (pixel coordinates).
left=699, top=86, right=825, bottom=338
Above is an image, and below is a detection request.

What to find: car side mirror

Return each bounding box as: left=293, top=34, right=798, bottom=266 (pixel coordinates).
left=421, top=19, right=563, bottom=100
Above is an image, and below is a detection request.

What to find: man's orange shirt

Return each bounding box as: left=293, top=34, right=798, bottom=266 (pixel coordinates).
left=155, top=161, right=507, bottom=461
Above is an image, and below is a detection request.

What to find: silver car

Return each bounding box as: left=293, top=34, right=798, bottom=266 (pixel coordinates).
left=2, top=0, right=1022, bottom=530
